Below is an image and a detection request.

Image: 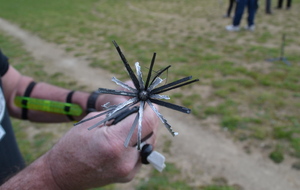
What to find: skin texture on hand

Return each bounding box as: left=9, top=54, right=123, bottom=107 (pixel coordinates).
left=47, top=105, right=158, bottom=189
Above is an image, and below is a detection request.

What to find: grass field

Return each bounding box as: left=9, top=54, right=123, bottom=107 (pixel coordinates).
left=1, top=0, right=300, bottom=189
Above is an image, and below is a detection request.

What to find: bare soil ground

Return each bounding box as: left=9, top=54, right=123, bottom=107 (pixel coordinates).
left=1, top=17, right=300, bottom=190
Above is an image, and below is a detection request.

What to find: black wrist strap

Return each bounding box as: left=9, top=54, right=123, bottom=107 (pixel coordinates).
left=65, top=91, right=75, bottom=121
left=21, top=81, right=36, bottom=120
left=86, top=91, right=100, bottom=114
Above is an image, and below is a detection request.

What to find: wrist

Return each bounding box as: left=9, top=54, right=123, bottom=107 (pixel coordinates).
left=86, top=91, right=101, bottom=113
left=0, top=153, right=61, bottom=190
left=39, top=153, right=63, bottom=189
left=69, top=91, right=90, bottom=120
left=65, top=91, right=76, bottom=121
left=46, top=145, right=79, bottom=190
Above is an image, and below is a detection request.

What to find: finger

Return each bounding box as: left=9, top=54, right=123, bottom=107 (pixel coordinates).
left=132, top=131, right=153, bottom=147
left=116, top=157, right=142, bottom=183
left=145, top=129, right=158, bottom=148
left=74, top=110, right=108, bottom=129
left=106, top=105, right=159, bottom=148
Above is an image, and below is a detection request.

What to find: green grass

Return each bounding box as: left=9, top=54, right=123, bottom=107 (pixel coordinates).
left=137, top=163, right=240, bottom=190
left=1, top=0, right=300, bottom=188
left=137, top=163, right=193, bottom=190
left=269, top=145, right=285, bottom=163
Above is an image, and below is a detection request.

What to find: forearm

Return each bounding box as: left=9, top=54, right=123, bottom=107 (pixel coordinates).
left=11, top=81, right=91, bottom=122
left=6, top=79, right=89, bottom=122
left=0, top=153, right=60, bottom=190
left=9, top=81, right=110, bottom=123
left=3, top=65, right=126, bottom=123
left=2, top=65, right=105, bottom=122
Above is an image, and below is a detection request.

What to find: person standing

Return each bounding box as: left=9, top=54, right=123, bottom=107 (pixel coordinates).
left=266, top=0, right=272, bottom=14
left=226, top=0, right=258, bottom=31
left=224, top=0, right=236, bottom=18
left=276, top=0, right=292, bottom=9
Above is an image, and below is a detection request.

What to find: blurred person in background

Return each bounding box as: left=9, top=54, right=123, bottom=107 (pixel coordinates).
left=224, top=0, right=236, bottom=18
left=276, top=0, right=292, bottom=9
left=266, top=0, right=272, bottom=14
left=226, top=0, right=259, bottom=32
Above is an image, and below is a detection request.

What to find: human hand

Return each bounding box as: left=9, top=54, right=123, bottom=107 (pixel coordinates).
left=46, top=104, right=159, bottom=189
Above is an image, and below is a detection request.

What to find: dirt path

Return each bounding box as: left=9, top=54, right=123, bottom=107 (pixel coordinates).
left=1, top=17, right=299, bottom=190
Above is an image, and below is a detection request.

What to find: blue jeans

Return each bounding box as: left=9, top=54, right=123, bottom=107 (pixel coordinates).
left=233, top=0, right=257, bottom=26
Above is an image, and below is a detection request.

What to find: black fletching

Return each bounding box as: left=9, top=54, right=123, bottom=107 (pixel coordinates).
left=151, top=76, right=192, bottom=94
left=153, top=79, right=199, bottom=94
left=149, top=98, right=191, bottom=114
left=112, top=41, right=140, bottom=89
left=145, top=53, right=156, bottom=90
left=74, top=110, right=110, bottom=126
left=98, top=88, right=136, bottom=97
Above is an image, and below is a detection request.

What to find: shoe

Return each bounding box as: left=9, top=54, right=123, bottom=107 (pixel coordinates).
left=244, top=25, right=255, bottom=31
left=223, top=14, right=230, bottom=18
left=226, top=25, right=240, bottom=31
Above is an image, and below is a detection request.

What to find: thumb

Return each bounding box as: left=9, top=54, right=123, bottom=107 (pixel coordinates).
left=106, top=105, right=158, bottom=148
